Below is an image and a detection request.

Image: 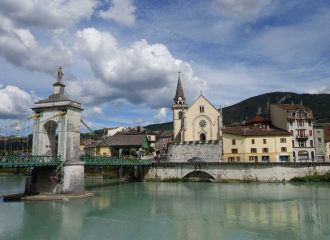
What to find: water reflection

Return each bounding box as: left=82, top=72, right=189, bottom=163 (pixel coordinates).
left=1, top=177, right=330, bottom=240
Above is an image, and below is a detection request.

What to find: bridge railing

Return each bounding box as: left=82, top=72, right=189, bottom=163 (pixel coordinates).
left=0, top=156, right=62, bottom=168
left=80, top=157, right=152, bottom=166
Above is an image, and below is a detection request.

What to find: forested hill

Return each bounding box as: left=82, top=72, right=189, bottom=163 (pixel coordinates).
left=144, top=92, right=330, bottom=131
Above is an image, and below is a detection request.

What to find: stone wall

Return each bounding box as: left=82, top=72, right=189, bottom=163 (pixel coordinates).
left=167, top=142, right=222, bottom=162
left=141, top=162, right=330, bottom=182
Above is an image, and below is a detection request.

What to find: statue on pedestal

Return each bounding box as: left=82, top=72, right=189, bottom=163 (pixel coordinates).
left=57, top=66, right=64, bottom=82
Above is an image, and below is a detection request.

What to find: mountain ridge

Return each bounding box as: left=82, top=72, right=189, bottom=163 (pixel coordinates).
left=144, top=92, right=330, bottom=131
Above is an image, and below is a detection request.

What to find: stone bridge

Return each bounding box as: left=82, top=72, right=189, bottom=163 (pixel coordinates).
left=139, top=162, right=330, bottom=182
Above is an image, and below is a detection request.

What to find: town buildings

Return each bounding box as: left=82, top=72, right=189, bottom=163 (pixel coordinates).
left=222, top=124, right=293, bottom=162
left=321, top=123, right=330, bottom=162
left=270, top=102, right=316, bottom=162
left=102, top=126, right=127, bottom=138
left=313, top=124, right=326, bottom=161
left=155, top=130, right=173, bottom=155
left=85, top=135, right=149, bottom=157
left=172, top=75, right=223, bottom=142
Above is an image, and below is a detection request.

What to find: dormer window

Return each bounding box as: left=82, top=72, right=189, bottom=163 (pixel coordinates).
left=288, top=111, right=292, bottom=117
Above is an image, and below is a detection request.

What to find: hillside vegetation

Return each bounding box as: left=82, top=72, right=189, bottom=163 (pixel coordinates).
left=144, top=92, right=330, bottom=131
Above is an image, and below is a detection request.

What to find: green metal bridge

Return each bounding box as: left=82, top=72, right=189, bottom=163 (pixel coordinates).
left=0, top=156, right=152, bottom=168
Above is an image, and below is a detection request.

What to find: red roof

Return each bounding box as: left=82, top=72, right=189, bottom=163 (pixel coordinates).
left=245, top=116, right=265, bottom=125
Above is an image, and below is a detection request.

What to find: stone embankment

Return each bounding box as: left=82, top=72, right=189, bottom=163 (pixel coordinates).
left=140, top=162, right=330, bottom=182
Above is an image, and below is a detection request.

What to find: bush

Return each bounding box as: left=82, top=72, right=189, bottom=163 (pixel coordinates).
left=290, top=174, right=330, bottom=182
left=208, top=140, right=213, bottom=143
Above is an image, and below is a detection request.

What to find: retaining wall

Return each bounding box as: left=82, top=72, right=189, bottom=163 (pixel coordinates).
left=141, top=162, right=330, bottom=182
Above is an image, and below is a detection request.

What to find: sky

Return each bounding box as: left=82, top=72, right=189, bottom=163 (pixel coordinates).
left=0, top=0, right=330, bottom=135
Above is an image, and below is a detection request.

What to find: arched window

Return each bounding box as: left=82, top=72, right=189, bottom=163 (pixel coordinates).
left=179, top=111, right=183, bottom=119
left=200, top=133, right=206, bottom=141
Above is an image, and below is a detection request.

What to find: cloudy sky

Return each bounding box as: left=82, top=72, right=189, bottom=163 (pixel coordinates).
left=1, top=0, right=330, bottom=134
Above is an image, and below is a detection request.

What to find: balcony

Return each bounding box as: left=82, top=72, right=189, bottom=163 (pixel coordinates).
left=296, top=135, right=308, bottom=140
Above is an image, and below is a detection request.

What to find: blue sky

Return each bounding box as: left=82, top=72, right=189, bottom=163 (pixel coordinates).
left=0, top=0, right=330, bottom=135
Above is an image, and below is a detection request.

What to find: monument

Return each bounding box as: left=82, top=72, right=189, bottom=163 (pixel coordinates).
left=25, top=67, right=86, bottom=195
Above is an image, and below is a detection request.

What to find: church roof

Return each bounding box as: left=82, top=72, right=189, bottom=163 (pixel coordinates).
left=174, top=77, right=185, bottom=101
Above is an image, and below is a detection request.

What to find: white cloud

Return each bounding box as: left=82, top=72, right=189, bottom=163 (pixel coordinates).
left=213, top=0, right=270, bottom=20
left=0, top=17, right=72, bottom=75
left=0, top=85, right=36, bottom=119
left=99, top=0, right=136, bottom=26
left=133, top=118, right=146, bottom=124
left=153, top=108, right=166, bottom=124
left=73, top=28, right=207, bottom=109
left=305, top=86, right=330, bottom=94
left=81, top=106, right=103, bottom=118
left=0, top=0, right=98, bottom=30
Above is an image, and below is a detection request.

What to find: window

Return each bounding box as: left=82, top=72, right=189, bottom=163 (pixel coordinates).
left=263, top=139, right=267, bottom=144
left=299, top=141, right=306, bottom=147
left=290, top=121, right=293, bottom=126
left=281, top=147, right=287, bottom=152
left=262, top=148, right=269, bottom=153
left=249, top=156, right=254, bottom=161
left=231, top=149, right=238, bottom=154
left=251, top=148, right=257, bottom=153
left=318, top=138, right=322, bottom=144
left=289, top=111, right=292, bottom=117
left=262, top=156, right=270, bottom=162
left=148, top=136, right=151, bottom=141
left=178, top=111, right=183, bottom=119
left=290, top=130, right=293, bottom=136
left=236, top=157, right=240, bottom=162
left=162, top=144, right=165, bottom=148
left=280, top=156, right=290, bottom=162
left=310, top=140, right=313, bottom=147
left=308, top=121, right=311, bottom=126
left=199, top=120, right=207, bottom=128
left=317, top=129, right=320, bottom=133
left=199, top=106, right=204, bottom=113
left=232, top=139, right=236, bottom=145
left=252, top=139, right=255, bottom=144
left=297, top=120, right=304, bottom=126
left=280, top=138, right=286, bottom=143
left=228, top=157, right=235, bottom=162
left=103, top=153, right=107, bottom=156
left=309, top=130, right=313, bottom=136
left=319, top=146, right=323, bottom=153
left=292, top=140, right=295, bottom=147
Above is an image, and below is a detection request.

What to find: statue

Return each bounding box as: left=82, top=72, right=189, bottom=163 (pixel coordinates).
left=57, top=66, right=64, bottom=82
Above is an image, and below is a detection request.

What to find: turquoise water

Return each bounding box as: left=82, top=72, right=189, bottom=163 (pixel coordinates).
left=1, top=176, right=330, bottom=240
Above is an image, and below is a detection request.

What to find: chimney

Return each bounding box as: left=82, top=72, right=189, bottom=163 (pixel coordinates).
left=300, top=99, right=302, bottom=106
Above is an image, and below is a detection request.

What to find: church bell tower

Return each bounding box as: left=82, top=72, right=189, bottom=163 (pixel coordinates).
left=172, top=73, right=189, bottom=142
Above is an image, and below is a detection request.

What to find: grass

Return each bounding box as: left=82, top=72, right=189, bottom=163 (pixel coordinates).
left=290, top=174, right=330, bottom=182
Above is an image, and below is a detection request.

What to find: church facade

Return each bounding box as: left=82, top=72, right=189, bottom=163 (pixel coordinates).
left=172, top=76, right=223, bottom=142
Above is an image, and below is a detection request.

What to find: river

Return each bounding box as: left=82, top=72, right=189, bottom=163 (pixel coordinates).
left=0, top=176, right=330, bottom=240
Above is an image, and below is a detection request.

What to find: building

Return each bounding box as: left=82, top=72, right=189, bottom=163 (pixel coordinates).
left=172, top=75, right=223, bottom=142
left=320, top=123, right=330, bottom=162
left=125, top=129, right=156, bottom=149
left=85, top=135, right=149, bottom=157
left=270, top=102, right=316, bottom=162
left=155, top=130, right=173, bottom=155
left=244, top=116, right=271, bottom=127
left=102, top=126, right=127, bottom=138
left=313, top=124, right=326, bottom=162
left=222, top=125, right=293, bottom=162
left=79, top=138, right=92, bottom=156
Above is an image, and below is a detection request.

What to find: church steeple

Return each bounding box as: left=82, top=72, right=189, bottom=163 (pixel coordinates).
left=174, top=72, right=185, bottom=103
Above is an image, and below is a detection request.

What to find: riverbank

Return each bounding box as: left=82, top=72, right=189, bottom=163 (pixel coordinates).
left=290, top=174, right=330, bottom=182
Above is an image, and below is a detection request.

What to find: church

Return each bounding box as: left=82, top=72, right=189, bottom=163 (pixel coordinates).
left=172, top=75, right=223, bottom=142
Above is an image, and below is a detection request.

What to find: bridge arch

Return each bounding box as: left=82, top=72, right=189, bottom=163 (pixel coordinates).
left=182, top=170, right=215, bottom=180
left=43, top=120, right=59, bottom=156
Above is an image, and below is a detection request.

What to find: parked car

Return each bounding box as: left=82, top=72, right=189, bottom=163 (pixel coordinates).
left=187, top=157, right=205, bottom=163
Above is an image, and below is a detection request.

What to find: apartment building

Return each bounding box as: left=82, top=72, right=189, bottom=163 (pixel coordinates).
left=313, top=124, right=326, bottom=162
left=222, top=125, right=293, bottom=162
left=270, top=102, right=316, bottom=162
